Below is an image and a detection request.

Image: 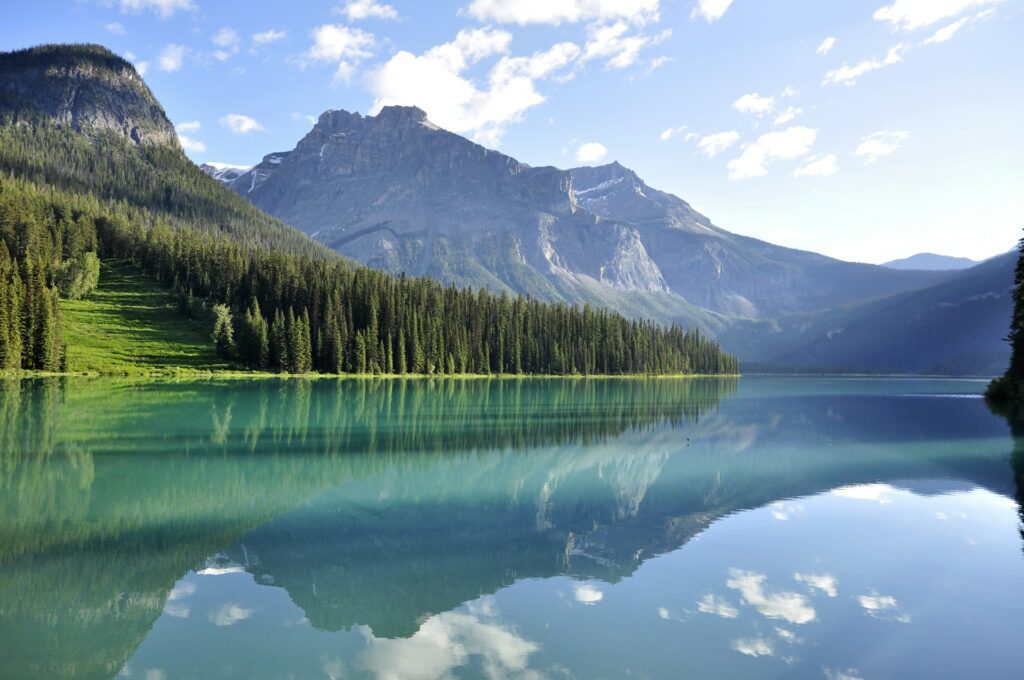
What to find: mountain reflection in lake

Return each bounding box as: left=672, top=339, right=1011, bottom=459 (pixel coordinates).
left=1, top=376, right=1022, bottom=679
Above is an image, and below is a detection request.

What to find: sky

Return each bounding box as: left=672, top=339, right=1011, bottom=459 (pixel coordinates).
left=4, top=0, right=1023, bottom=264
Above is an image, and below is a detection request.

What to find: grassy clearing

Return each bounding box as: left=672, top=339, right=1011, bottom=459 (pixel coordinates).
left=60, top=260, right=232, bottom=375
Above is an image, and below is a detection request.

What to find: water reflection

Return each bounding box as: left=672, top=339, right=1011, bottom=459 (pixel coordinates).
left=0, top=377, right=1021, bottom=678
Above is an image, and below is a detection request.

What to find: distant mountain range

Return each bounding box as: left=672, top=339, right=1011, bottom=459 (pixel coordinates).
left=203, top=106, right=1013, bottom=375
left=882, top=253, right=979, bottom=271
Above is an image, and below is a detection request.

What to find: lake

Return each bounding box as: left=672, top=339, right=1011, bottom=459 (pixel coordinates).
left=1, top=376, right=1022, bottom=679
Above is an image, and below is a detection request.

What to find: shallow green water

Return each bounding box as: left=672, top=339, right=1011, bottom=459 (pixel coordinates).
left=0, top=376, right=1022, bottom=679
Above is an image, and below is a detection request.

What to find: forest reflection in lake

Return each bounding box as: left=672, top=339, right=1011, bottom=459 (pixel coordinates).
left=0, top=376, right=1022, bottom=679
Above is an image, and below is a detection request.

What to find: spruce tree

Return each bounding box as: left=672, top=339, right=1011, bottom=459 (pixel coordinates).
left=211, top=303, right=235, bottom=359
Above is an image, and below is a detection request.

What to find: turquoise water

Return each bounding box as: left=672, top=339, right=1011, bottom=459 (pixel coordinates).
left=1, top=377, right=1022, bottom=679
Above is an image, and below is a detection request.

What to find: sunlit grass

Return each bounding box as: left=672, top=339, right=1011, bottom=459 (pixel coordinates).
left=60, top=260, right=232, bottom=374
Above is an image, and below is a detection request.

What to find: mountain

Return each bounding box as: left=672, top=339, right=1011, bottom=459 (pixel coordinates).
left=224, top=106, right=948, bottom=332
left=882, top=253, right=979, bottom=270
left=0, top=43, right=178, bottom=147
left=0, top=44, right=323, bottom=256
left=722, top=251, right=1015, bottom=375
left=200, top=161, right=250, bottom=184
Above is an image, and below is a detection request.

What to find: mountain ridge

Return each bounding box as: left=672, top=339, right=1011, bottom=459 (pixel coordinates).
left=224, top=105, right=949, bottom=329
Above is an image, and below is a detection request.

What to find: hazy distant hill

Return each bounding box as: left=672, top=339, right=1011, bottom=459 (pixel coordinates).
left=882, top=253, right=979, bottom=271
left=723, top=251, right=1015, bottom=375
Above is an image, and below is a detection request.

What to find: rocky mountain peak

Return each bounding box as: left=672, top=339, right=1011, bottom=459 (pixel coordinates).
left=0, top=43, right=179, bottom=147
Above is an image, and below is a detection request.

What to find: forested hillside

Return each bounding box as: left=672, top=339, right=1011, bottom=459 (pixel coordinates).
left=0, top=44, right=737, bottom=376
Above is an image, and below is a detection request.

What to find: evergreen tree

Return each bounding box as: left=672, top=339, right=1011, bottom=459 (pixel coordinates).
left=211, top=303, right=235, bottom=359
left=270, top=308, right=288, bottom=372
left=989, top=236, right=1024, bottom=401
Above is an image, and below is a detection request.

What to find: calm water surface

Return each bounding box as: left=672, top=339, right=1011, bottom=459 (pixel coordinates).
left=1, top=376, right=1022, bottom=679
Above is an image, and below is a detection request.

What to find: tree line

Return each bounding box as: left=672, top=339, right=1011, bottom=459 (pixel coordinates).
left=0, top=174, right=738, bottom=375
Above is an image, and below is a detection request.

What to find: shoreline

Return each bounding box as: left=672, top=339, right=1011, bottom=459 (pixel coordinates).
left=0, top=370, right=743, bottom=382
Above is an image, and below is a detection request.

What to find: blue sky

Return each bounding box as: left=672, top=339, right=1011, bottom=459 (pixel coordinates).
left=4, top=0, right=1022, bottom=263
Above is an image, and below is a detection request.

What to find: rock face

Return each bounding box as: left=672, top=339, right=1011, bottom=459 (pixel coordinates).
left=227, top=106, right=692, bottom=322
left=0, top=44, right=178, bottom=147
left=229, top=106, right=946, bottom=328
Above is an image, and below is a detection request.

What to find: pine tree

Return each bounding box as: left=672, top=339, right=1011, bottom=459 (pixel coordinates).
left=270, top=308, right=288, bottom=372
left=211, top=303, right=235, bottom=359
left=296, top=308, right=313, bottom=373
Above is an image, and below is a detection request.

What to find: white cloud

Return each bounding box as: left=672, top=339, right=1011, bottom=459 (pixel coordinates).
left=176, top=137, right=204, bottom=153
left=854, top=131, right=909, bottom=164
left=157, top=43, right=186, bottom=72
left=196, top=566, right=244, bottom=575
left=726, top=569, right=817, bottom=624
left=731, top=637, right=773, bottom=657
left=874, top=0, right=1001, bottom=31
left=369, top=29, right=577, bottom=146
left=573, top=583, right=604, bottom=604
left=692, top=0, right=734, bottom=23
left=825, top=669, right=865, bottom=680
left=857, top=592, right=912, bottom=622
left=175, top=120, right=205, bottom=152
left=832, top=481, right=900, bottom=501
left=646, top=55, right=671, bottom=72
left=576, top=142, right=608, bottom=163
left=211, top=27, right=241, bottom=61
left=823, top=43, right=906, bottom=85
left=793, top=572, right=838, bottom=597
left=305, top=24, right=377, bottom=84
left=659, top=124, right=687, bottom=141
left=923, top=17, right=971, bottom=44
left=252, top=29, right=287, bottom=46
left=684, top=132, right=699, bottom=142
left=818, top=36, right=837, bottom=55
left=164, top=602, right=191, bottom=618
left=773, top=106, right=802, bottom=125
left=117, top=0, right=195, bottom=19
left=212, top=27, right=239, bottom=48
left=360, top=610, right=540, bottom=680
left=582, top=21, right=671, bottom=70
left=793, top=154, right=838, bottom=177
left=780, top=85, right=799, bottom=98
left=697, top=130, right=740, bottom=157
left=727, top=126, right=817, bottom=179
left=696, top=593, right=739, bottom=618
left=209, top=603, right=254, bottom=626
left=341, top=0, right=399, bottom=20
left=105, top=21, right=125, bottom=34
left=733, top=92, right=775, bottom=115
left=467, top=0, right=660, bottom=26
left=770, top=501, right=805, bottom=520
left=168, top=581, right=197, bottom=599
left=219, top=114, right=263, bottom=134
left=125, top=51, right=150, bottom=75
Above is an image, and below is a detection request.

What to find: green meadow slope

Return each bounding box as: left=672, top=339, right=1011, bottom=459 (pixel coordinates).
left=60, top=261, right=231, bottom=374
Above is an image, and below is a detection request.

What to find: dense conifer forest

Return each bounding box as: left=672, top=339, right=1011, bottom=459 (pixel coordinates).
left=0, top=173, right=737, bottom=375
left=0, top=42, right=737, bottom=376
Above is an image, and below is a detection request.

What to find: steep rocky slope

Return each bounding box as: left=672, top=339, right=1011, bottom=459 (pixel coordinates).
left=226, top=106, right=947, bottom=329
left=0, top=43, right=178, bottom=147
